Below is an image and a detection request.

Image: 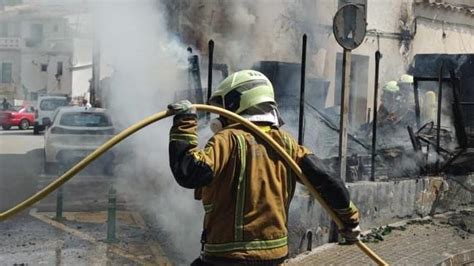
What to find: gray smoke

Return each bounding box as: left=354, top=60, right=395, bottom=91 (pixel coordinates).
left=92, top=0, right=202, bottom=262
left=163, top=0, right=317, bottom=70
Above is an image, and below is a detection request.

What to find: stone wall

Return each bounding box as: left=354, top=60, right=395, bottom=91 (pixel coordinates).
left=288, top=175, right=474, bottom=256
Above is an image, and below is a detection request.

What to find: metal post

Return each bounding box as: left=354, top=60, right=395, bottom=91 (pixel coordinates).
left=91, top=26, right=100, bottom=107
left=371, top=51, right=381, bottom=181
left=330, top=48, right=351, bottom=244
left=414, top=78, right=421, bottom=129
left=338, top=48, right=351, bottom=182
left=435, top=63, right=444, bottom=174
left=207, top=40, right=214, bottom=102
left=207, top=40, right=214, bottom=121
left=190, top=55, right=204, bottom=104
left=55, top=186, right=63, bottom=220
left=298, top=34, right=307, bottom=145
left=106, top=178, right=117, bottom=243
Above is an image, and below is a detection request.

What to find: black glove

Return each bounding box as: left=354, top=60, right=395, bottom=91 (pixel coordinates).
left=339, top=224, right=361, bottom=244
left=167, top=100, right=196, bottom=115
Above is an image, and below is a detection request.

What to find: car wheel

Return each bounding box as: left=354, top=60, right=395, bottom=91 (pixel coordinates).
left=19, top=119, right=30, bottom=130
left=33, top=125, right=40, bottom=135
left=2, top=124, right=11, bottom=130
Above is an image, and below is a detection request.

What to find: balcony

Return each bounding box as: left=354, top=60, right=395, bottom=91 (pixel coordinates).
left=0, top=37, right=22, bottom=50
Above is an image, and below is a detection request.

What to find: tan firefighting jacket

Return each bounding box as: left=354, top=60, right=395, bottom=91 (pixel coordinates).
left=169, top=114, right=359, bottom=263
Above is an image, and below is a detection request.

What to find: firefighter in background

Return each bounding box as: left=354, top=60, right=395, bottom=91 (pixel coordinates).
left=168, top=70, right=360, bottom=265
left=377, top=80, right=401, bottom=124
left=398, top=75, right=416, bottom=115
left=378, top=78, right=417, bottom=127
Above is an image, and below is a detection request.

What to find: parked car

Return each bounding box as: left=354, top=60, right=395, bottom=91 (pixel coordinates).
left=44, top=106, right=115, bottom=175
left=34, top=94, right=70, bottom=134
left=0, top=106, right=35, bottom=130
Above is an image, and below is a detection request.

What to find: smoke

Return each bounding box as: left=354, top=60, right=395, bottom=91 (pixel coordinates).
left=92, top=0, right=201, bottom=262
left=163, top=0, right=315, bottom=70
left=89, top=0, right=324, bottom=262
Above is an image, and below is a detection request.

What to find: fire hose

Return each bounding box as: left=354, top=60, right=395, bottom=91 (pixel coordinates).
left=0, top=104, right=388, bottom=265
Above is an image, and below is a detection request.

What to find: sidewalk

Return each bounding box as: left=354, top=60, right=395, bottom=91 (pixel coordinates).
left=0, top=209, right=172, bottom=265
left=286, top=210, right=473, bottom=265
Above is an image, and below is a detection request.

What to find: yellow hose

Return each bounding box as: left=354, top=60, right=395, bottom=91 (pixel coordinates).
left=0, top=104, right=387, bottom=265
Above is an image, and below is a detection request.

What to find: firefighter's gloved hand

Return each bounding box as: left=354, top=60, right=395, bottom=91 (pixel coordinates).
left=335, top=202, right=360, bottom=244
left=167, top=100, right=196, bottom=115
left=339, top=224, right=361, bottom=245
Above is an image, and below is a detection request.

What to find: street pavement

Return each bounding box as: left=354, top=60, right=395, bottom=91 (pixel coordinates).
left=286, top=212, right=474, bottom=265
left=0, top=128, right=173, bottom=264
left=0, top=128, right=44, bottom=211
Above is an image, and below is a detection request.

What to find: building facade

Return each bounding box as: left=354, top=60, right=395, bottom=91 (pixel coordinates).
left=0, top=3, right=74, bottom=102
left=313, top=0, right=474, bottom=127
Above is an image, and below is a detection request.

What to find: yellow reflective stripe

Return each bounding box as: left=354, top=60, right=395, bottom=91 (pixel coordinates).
left=235, top=134, right=247, bottom=241
left=170, top=133, right=198, bottom=140
left=282, top=135, right=294, bottom=210
left=258, top=125, right=272, bottom=133
left=205, top=236, right=288, bottom=253
left=170, top=133, right=198, bottom=145
left=334, top=201, right=357, bottom=215
left=203, top=203, right=214, bottom=214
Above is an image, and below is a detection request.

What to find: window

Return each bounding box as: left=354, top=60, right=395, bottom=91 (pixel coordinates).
left=56, top=61, right=63, bottom=76
left=27, top=24, right=43, bottom=47
left=53, top=24, right=59, bottom=32
left=1, top=63, right=12, bottom=83
left=60, top=112, right=111, bottom=127
left=41, top=64, right=48, bottom=72
left=39, top=99, right=68, bottom=111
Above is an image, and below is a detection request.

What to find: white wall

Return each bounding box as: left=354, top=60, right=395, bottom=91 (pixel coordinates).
left=71, top=37, right=92, bottom=97
left=411, top=20, right=474, bottom=55
left=16, top=16, right=73, bottom=98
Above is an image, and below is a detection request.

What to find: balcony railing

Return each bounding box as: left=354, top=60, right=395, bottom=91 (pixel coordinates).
left=0, top=37, right=22, bottom=50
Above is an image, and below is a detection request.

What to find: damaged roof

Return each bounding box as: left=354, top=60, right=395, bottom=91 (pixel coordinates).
left=414, top=0, right=474, bottom=16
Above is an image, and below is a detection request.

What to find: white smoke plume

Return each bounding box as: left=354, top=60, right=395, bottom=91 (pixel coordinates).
left=93, top=0, right=202, bottom=262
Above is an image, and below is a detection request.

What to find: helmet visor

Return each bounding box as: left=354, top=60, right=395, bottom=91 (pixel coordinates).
left=208, top=95, right=224, bottom=108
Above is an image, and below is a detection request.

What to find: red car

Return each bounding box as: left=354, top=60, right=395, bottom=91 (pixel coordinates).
left=0, top=106, right=35, bottom=130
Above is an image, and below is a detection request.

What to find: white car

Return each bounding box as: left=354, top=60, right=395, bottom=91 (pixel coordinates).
left=44, top=106, right=115, bottom=175
left=34, top=94, right=70, bottom=134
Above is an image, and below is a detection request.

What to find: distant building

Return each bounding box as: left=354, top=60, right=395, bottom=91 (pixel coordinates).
left=0, top=2, right=74, bottom=101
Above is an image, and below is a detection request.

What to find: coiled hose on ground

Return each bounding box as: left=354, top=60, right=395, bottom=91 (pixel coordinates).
left=0, top=104, right=388, bottom=265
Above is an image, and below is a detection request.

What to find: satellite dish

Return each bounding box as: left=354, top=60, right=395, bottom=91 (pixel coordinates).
left=333, top=4, right=367, bottom=50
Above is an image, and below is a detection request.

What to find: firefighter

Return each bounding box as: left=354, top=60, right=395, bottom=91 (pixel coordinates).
left=168, top=70, right=360, bottom=265
left=378, top=80, right=401, bottom=123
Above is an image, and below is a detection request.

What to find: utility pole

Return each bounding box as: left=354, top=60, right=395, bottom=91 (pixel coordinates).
left=91, top=7, right=100, bottom=107
left=330, top=3, right=366, bottom=243
left=91, top=33, right=100, bottom=107
left=338, top=48, right=351, bottom=182
left=333, top=3, right=366, bottom=182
